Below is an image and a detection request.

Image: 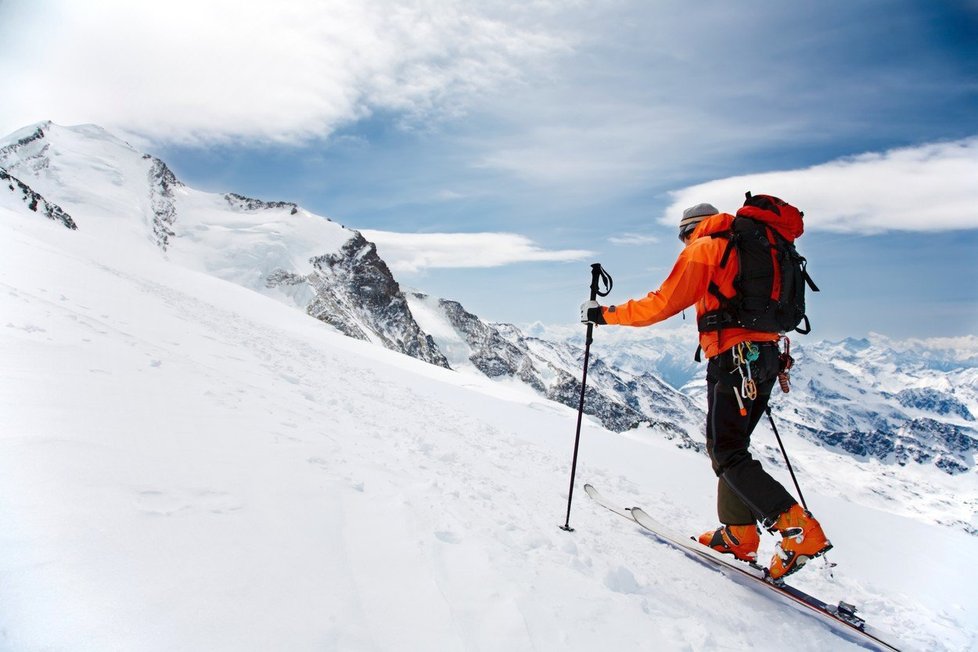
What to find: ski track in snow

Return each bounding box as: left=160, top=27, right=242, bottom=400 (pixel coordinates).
left=1, top=212, right=975, bottom=651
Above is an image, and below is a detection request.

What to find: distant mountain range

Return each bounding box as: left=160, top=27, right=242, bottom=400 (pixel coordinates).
left=3, top=121, right=975, bottom=531
left=769, top=337, right=977, bottom=474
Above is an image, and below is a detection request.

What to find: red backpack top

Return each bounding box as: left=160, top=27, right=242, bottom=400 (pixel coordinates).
left=736, top=194, right=805, bottom=242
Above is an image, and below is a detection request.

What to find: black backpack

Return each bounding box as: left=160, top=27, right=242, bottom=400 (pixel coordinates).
left=698, top=193, right=819, bottom=337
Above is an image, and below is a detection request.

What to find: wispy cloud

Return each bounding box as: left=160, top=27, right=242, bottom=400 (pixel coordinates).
left=0, top=0, right=566, bottom=144
left=608, top=233, right=660, bottom=246
left=661, top=138, right=978, bottom=233
left=361, top=230, right=592, bottom=273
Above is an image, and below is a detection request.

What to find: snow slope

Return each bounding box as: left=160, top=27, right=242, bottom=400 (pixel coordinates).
left=2, top=190, right=976, bottom=650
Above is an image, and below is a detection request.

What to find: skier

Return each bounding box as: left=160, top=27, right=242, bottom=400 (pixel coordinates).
left=580, top=202, right=832, bottom=579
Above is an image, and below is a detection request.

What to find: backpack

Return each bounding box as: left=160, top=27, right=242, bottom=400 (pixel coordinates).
left=698, top=192, right=819, bottom=336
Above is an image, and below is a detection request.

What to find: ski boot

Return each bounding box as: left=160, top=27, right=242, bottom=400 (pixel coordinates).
left=768, top=504, right=832, bottom=580
left=697, top=524, right=760, bottom=562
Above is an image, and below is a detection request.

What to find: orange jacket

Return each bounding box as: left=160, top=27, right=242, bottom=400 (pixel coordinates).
left=601, top=213, right=778, bottom=358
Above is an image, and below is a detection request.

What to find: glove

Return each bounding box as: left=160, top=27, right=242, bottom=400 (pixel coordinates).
left=580, top=300, right=606, bottom=325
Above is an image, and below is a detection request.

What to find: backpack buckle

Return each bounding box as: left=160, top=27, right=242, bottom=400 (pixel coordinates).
left=699, top=312, right=733, bottom=331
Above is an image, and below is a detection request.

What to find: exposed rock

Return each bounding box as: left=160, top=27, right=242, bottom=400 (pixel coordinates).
left=308, top=234, right=449, bottom=369
left=0, top=167, right=77, bottom=229
left=225, top=192, right=299, bottom=215
left=144, top=155, right=182, bottom=250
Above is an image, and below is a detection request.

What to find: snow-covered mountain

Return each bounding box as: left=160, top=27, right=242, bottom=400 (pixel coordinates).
left=0, top=121, right=447, bottom=368
left=4, top=162, right=978, bottom=651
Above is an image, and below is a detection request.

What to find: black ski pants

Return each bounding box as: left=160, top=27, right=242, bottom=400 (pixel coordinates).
left=705, top=342, right=796, bottom=527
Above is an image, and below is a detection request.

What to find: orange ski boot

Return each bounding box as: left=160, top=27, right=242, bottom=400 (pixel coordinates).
left=768, top=504, right=833, bottom=580
left=697, top=524, right=760, bottom=562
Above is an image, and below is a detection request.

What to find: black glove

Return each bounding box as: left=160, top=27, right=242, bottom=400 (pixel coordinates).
left=580, top=300, right=606, bottom=325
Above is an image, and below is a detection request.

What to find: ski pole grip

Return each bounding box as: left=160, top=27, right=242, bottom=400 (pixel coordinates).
left=589, top=263, right=613, bottom=301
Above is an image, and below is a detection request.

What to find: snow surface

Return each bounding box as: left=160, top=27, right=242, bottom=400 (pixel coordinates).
left=2, top=195, right=977, bottom=650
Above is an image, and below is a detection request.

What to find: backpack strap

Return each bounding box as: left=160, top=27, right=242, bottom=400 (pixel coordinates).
left=803, top=266, right=819, bottom=292
left=687, top=229, right=732, bottom=358
left=718, top=237, right=735, bottom=268
left=794, top=261, right=818, bottom=334
left=696, top=229, right=737, bottom=333
left=795, top=315, right=812, bottom=335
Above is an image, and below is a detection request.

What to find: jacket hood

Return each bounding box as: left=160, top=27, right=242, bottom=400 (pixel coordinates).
left=690, top=212, right=734, bottom=240
left=689, top=206, right=805, bottom=243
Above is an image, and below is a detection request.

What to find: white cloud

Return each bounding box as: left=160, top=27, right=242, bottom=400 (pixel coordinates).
left=361, top=230, right=592, bottom=273
left=660, top=138, right=978, bottom=233
left=0, top=0, right=565, bottom=144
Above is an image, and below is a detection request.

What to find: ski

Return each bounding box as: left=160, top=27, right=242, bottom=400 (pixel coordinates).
left=583, top=484, right=903, bottom=652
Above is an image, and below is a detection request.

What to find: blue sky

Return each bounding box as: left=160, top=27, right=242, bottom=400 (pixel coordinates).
left=2, top=0, right=976, bottom=340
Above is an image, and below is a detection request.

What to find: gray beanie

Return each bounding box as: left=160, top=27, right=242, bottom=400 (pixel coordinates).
left=678, top=202, right=718, bottom=241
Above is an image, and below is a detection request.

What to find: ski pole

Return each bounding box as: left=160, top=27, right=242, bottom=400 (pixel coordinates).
left=560, top=263, right=612, bottom=532
left=764, top=405, right=808, bottom=511
left=765, top=404, right=836, bottom=572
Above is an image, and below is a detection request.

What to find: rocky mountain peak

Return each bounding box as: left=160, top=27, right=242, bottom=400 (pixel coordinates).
left=305, top=234, right=450, bottom=369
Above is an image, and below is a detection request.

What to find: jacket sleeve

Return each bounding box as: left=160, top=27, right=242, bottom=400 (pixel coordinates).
left=602, top=242, right=714, bottom=327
